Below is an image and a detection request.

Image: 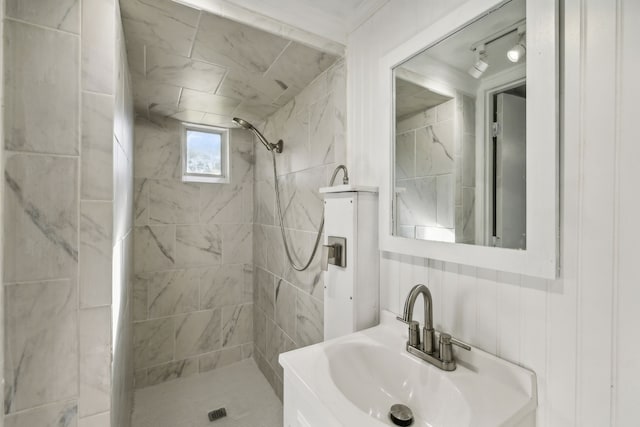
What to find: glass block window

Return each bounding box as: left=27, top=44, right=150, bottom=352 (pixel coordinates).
left=182, top=124, right=230, bottom=183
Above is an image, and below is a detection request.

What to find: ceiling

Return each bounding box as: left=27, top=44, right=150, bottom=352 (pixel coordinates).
left=417, top=0, right=525, bottom=79
left=220, top=0, right=389, bottom=42
left=395, top=79, right=452, bottom=121
left=121, top=0, right=340, bottom=126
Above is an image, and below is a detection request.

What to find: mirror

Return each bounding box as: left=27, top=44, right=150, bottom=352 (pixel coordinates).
left=393, top=0, right=527, bottom=249
left=379, top=0, right=558, bottom=278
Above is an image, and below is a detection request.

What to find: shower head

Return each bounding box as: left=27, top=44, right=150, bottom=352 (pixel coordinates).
left=232, top=117, right=283, bottom=153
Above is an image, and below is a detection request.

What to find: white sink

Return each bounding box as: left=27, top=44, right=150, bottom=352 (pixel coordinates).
left=280, top=311, right=537, bottom=427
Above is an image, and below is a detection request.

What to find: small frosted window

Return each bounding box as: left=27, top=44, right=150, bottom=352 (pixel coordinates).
left=186, top=130, right=221, bottom=175
left=182, top=124, right=230, bottom=183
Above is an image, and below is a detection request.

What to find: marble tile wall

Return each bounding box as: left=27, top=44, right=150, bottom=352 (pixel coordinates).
left=395, top=95, right=475, bottom=244
left=252, top=59, right=346, bottom=399
left=2, top=1, right=135, bottom=426
left=457, top=94, right=476, bottom=244
left=120, top=0, right=339, bottom=127
left=132, top=117, right=255, bottom=388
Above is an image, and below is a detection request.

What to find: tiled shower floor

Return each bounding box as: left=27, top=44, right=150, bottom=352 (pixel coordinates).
left=132, top=359, right=283, bottom=427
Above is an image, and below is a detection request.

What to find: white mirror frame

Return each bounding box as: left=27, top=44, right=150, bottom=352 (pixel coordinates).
left=378, top=0, right=559, bottom=279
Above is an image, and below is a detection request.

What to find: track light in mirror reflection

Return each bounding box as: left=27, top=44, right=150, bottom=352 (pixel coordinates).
left=507, top=27, right=526, bottom=63
left=468, top=45, right=488, bottom=79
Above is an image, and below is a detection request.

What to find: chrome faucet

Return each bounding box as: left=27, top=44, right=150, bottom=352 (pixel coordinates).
left=397, top=284, right=471, bottom=371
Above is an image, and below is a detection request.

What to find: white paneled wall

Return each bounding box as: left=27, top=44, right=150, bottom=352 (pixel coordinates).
left=349, top=0, right=640, bottom=426
left=0, top=0, right=4, bottom=425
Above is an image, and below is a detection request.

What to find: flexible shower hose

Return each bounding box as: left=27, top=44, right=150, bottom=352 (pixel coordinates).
left=270, top=150, right=348, bottom=271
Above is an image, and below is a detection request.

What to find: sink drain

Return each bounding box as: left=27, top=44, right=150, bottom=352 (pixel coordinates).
left=389, top=403, right=414, bottom=426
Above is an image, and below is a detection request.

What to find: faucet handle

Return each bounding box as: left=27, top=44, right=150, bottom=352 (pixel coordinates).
left=439, top=333, right=471, bottom=364
left=396, top=317, right=421, bottom=348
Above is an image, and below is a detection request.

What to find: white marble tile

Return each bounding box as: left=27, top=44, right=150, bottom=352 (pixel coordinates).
left=222, top=224, right=252, bottom=265
left=134, top=178, right=150, bottom=225
left=200, top=264, right=248, bottom=309
left=230, top=129, right=254, bottom=184
left=436, top=174, right=455, bottom=229
left=217, top=67, right=286, bottom=104
left=264, top=226, right=286, bottom=278
left=134, top=369, right=149, bottom=389
left=148, top=180, right=199, bottom=225
left=416, top=122, right=455, bottom=176
left=5, top=400, right=78, bottom=427
left=146, top=46, right=227, bottom=92
left=282, top=229, right=323, bottom=300
left=146, top=359, right=198, bottom=387
left=233, top=101, right=280, bottom=124
left=396, top=177, right=437, bottom=227
left=133, top=225, right=176, bottom=273
left=253, top=306, right=267, bottom=356
left=120, top=0, right=199, bottom=57
left=174, top=309, right=222, bottom=359
left=199, top=346, right=243, bottom=373
left=462, top=94, right=476, bottom=135
left=276, top=167, right=324, bottom=232
left=80, top=201, right=113, bottom=307
left=396, top=106, right=436, bottom=134
left=82, top=92, right=114, bottom=200
left=252, top=224, right=267, bottom=271
left=192, top=13, right=289, bottom=73
left=242, top=342, right=254, bottom=359
left=242, top=182, right=254, bottom=224
left=200, top=113, right=237, bottom=128
left=138, top=269, right=200, bottom=319
left=82, top=0, right=115, bottom=94
left=4, top=154, right=78, bottom=282
left=133, top=275, right=149, bottom=322
left=254, top=180, right=275, bottom=226
left=79, top=307, right=111, bottom=417
left=131, top=77, right=181, bottom=117
left=397, top=225, right=416, bottom=238
left=175, top=224, right=222, bottom=267
left=264, top=41, right=338, bottom=96
left=462, top=187, right=476, bottom=244
left=278, top=109, right=313, bottom=176
left=265, top=320, right=294, bottom=379
left=169, top=110, right=205, bottom=123
left=131, top=359, right=282, bottom=427
left=295, top=290, right=323, bottom=347
left=133, top=317, right=174, bottom=369
left=79, top=411, right=109, bottom=427
left=134, top=116, right=182, bottom=180
left=254, top=267, right=275, bottom=320
left=437, top=98, right=455, bottom=122
left=4, top=20, right=79, bottom=155
left=463, top=133, right=476, bottom=187
left=395, top=131, right=416, bottom=180
left=415, top=225, right=455, bottom=243
left=275, top=278, right=297, bottom=339
left=222, top=303, right=253, bottom=348
left=5, top=280, right=78, bottom=413
left=200, top=184, right=244, bottom=224
left=178, top=89, right=240, bottom=115
left=309, top=94, right=335, bottom=166
left=6, top=0, right=79, bottom=33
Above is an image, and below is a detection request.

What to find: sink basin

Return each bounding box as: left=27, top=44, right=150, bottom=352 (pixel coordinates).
left=326, top=342, right=468, bottom=426
left=280, top=311, right=537, bottom=427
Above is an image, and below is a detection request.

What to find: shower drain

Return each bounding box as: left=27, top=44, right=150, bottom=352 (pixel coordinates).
left=207, top=407, right=227, bottom=422
left=389, top=403, right=414, bottom=426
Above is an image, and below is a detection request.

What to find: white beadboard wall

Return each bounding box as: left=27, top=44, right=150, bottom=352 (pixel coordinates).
left=347, top=0, right=640, bottom=426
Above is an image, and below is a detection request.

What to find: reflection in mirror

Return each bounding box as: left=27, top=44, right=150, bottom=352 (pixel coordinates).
left=393, top=0, right=526, bottom=249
